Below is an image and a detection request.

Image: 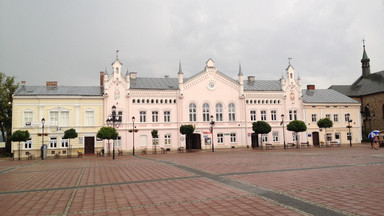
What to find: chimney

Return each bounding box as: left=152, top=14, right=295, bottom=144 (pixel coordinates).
left=307, top=84, right=315, bottom=90
left=165, top=75, right=169, bottom=79
left=248, top=76, right=255, bottom=82
left=21, top=81, right=26, bottom=86
left=129, top=72, right=137, bottom=79
left=46, top=81, right=58, bottom=87
left=100, top=71, right=104, bottom=87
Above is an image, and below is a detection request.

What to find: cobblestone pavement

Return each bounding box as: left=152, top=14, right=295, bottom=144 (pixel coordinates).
left=0, top=144, right=383, bottom=216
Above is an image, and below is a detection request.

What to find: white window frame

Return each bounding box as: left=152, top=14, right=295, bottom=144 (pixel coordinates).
left=333, top=114, right=339, bottom=122
left=228, top=103, right=236, bottom=121
left=311, top=114, right=317, bottom=122
left=49, top=137, right=57, bottom=148
left=292, top=132, right=297, bottom=142
left=216, top=103, right=223, bottom=122
left=152, top=111, right=159, bottom=123
left=114, top=136, right=122, bottom=148
left=164, top=134, right=171, bottom=145
left=261, top=110, right=267, bottom=121
left=262, top=134, right=268, bottom=142
left=289, top=110, right=297, bottom=120
left=273, top=132, right=279, bottom=142
left=217, top=133, right=224, bottom=144
left=84, top=110, right=95, bottom=126
left=24, top=138, right=32, bottom=149
left=61, top=139, right=69, bottom=148
left=23, top=110, right=33, bottom=127
left=189, top=103, right=197, bottom=122
left=271, top=110, right=277, bottom=121
left=250, top=110, right=256, bottom=121
left=140, top=111, right=146, bottom=123
left=230, top=133, right=236, bottom=143
left=202, top=103, right=210, bottom=122
left=325, top=114, right=331, bottom=119
left=164, top=111, right=171, bottom=122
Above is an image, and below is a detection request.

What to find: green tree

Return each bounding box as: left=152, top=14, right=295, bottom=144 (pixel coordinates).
left=252, top=121, right=272, bottom=148
left=287, top=120, right=307, bottom=147
left=151, top=129, right=159, bottom=153
left=317, top=118, right=333, bottom=145
left=180, top=125, right=195, bottom=151
left=0, top=73, right=18, bottom=153
left=10, top=130, right=30, bottom=160
left=63, top=128, right=78, bottom=157
left=97, top=127, right=118, bottom=155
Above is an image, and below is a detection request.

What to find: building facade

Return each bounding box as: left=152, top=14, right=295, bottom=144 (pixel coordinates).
left=11, top=81, right=104, bottom=159
left=330, top=44, right=384, bottom=135
left=11, top=57, right=362, bottom=159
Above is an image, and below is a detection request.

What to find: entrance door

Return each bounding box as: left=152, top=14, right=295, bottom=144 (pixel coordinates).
left=84, top=137, right=95, bottom=154
left=251, top=133, right=259, bottom=148
left=312, top=132, right=319, bottom=146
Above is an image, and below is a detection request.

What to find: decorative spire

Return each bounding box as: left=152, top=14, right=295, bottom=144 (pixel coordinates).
left=288, top=57, right=292, bottom=65
left=178, top=60, right=183, bottom=74
left=361, top=40, right=371, bottom=77
left=116, top=50, right=119, bottom=59
left=238, top=62, right=243, bottom=76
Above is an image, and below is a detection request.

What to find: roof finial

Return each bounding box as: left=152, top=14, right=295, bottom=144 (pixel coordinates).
left=238, top=62, right=243, bottom=76
left=288, top=57, right=292, bottom=65
left=178, top=60, right=183, bottom=74
left=116, top=50, right=119, bottom=59
left=362, top=38, right=366, bottom=47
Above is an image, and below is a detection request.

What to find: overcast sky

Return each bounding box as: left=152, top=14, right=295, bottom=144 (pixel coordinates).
left=1, top=0, right=383, bottom=89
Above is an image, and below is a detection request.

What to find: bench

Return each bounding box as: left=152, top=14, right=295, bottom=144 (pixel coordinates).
left=177, top=147, right=185, bottom=153
left=330, top=141, right=340, bottom=147
left=141, top=148, right=147, bottom=155
left=265, top=144, right=275, bottom=150
left=26, top=152, right=35, bottom=160
left=300, top=142, right=310, bottom=148
left=118, top=149, right=123, bottom=156
left=287, top=143, right=295, bottom=149
left=55, top=151, right=62, bottom=159
left=161, top=147, right=167, bottom=154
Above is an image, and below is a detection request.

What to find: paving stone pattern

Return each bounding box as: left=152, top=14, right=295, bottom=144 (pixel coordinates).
left=0, top=144, right=383, bottom=215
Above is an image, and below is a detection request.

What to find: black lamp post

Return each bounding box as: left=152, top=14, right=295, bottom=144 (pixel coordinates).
left=210, top=115, right=215, bottom=152
left=132, top=116, right=135, bottom=156
left=346, top=113, right=352, bottom=147
left=106, top=105, right=121, bottom=160
left=41, top=118, right=45, bottom=160
left=281, top=114, right=286, bottom=149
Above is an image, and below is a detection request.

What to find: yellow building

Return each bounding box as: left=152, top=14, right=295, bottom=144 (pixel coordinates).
left=11, top=81, right=104, bottom=159
left=302, top=85, right=361, bottom=146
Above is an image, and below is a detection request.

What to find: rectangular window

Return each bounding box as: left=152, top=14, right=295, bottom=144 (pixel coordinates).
left=49, top=137, right=57, bottom=148
left=261, top=110, right=267, bottom=121
left=85, top=111, right=94, bottom=126
left=230, top=133, right=236, bottom=143
left=250, top=110, right=256, bottom=121
left=61, top=139, right=69, bottom=148
left=345, top=114, right=350, bottom=121
left=24, top=138, right=32, bottom=149
left=24, top=111, right=33, bottom=126
left=289, top=110, right=297, bottom=120
left=50, top=111, right=59, bottom=126
left=271, top=110, right=277, bottom=121
left=325, top=114, right=331, bottom=119
left=326, top=133, right=332, bottom=141
left=311, top=114, right=317, bottom=122
left=262, top=134, right=268, bottom=142
left=273, top=132, right=279, bottom=142
left=333, top=114, right=339, bottom=122
left=164, top=134, right=171, bottom=145
left=114, top=136, right=121, bottom=148
left=60, top=111, right=69, bottom=126
left=140, top=111, right=146, bottom=123
left=152, top=111, right=158, bottom=122
left=217, top=134, right=224, bottom=144
left=164, top=111, right=171, bottom=122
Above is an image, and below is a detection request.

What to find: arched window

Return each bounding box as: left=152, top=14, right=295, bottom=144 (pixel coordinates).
left=202, top=103, right=210, bottom=122
left=189, top=103, right=197, bottom=122
left=132, top=99, right=136, bottom=103
left=142, top=99, right=145, bottom=103
left=146, top=99, right=150, bottom=103
left=216, top=103, right=223, bottom=122
left=228, top=103, right=236, bottom=121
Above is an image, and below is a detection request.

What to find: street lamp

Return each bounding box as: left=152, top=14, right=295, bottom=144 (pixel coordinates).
left=132, top=116, right=135, bottom=156
left=210, top=115, right=215, bottom=152
left=346, top=113, right=352, bottom=147
left=106, top=105, right=121, bottom=159
left=41, top=118, right=45, bottom=160
left=281, top=114, right=286, bottom=149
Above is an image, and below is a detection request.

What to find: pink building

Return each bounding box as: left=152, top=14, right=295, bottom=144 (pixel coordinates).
left=103, top=57, right=303, bottom=153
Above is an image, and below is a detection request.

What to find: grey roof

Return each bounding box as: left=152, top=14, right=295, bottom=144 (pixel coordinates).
left=244, top=80, right=282, bottom=91
left=302, top=89, right=359, bottom=104
left=130, top=78, right=179, bottom=90
left=14, top=86, right=103, bottom=96
left=329, top=70, right=384, bottom=96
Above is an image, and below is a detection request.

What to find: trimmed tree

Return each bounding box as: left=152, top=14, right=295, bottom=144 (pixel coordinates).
left=317, top=118, right=333, bottom=146
left=180, top=125, right=195, bottom=151
left=10, top=130, right=30, bottom=160
left=97, top=127, right=119, bottom=156
left=287, top=120, right=307, bottom=147
left=63, top=128, right=78, bottom=157
left=252, top=121, right=272, bottom=148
